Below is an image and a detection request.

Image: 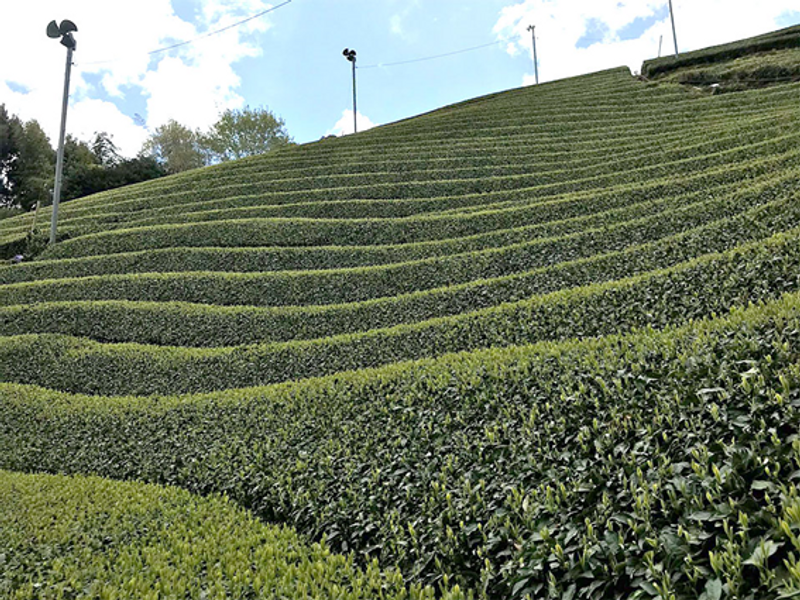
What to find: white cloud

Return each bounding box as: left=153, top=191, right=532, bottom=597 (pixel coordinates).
left=327, top=110, right=378, bottom=137
left=69, top=98, right=150, bottom=155
left=390, top=14, right=405, bottom=37
left=389, top=0, right=421, bottom=42
left=0, top=0, right=277, bottom=157
left=494, top=0, right=800, bottom=85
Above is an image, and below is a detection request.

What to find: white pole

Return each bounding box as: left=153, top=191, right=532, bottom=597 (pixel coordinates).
left=50, top=44, right=73, bottom=245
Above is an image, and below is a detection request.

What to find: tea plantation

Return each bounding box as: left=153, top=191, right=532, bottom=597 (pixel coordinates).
left=2, top=32, right=800, bottom=599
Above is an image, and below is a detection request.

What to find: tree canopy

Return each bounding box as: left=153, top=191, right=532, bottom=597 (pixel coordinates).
left=5, top=117, right=55, bottom=211
left=0, top=103, right=292, bottom=208
left=0, top=105, right=166, bottom=210
left=141, top=120, right=205, bottom=175
left=201, top=106, right=293, bottom=163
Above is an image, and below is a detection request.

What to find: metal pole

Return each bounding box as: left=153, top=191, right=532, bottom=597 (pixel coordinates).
left=528, top=25, right=539, bottom=85
left=352, top=59, right=358, bottom=134
left=668, top=0, right=679, bottom=57
left=50, top=44, right=73, bottom=245
left=658, top=34, right=663, bottom=58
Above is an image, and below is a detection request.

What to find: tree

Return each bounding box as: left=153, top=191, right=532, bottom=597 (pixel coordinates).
left=0, top=104, right=17, bottom=205
left=142, top=120, right=205, bottom=174
left=62, top=144, right=166, bottom=202
left=91, top=131, right=120, bottom=167
left=201, top=106, right=292, bottom=163
left=61, top=135, right=101, bottom=202
left=6, top=119, right=55, bottom=211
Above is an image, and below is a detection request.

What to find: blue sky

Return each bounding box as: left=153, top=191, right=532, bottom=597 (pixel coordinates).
left=2, top=0, right=799, bottom=156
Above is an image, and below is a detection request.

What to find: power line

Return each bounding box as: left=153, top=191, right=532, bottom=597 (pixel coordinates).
left=358, top=40, right=504, bottom=70
left=80, top=0, right=293, bottom=67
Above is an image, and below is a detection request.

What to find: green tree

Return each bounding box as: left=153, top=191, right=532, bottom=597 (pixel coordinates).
left=201, top=106, right=292, bottom=163
left=61, top=135, right=101, bottom=202
left=113, top=154, right=166, bottom=185
left=142, top=120, right=205, bottom=174
left=0, top=104, right=17, bottom=205
left=7, top=119, right=55, bottom=211
left=91, top=131, right=120, bottom=167
left=62, top=141, right=166, bottom=202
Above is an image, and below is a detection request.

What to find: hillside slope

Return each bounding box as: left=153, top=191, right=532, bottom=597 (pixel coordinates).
left=2, top=43, right=800, bottom=599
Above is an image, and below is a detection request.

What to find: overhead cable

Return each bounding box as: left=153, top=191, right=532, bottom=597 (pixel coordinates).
left=80, top=0, right=293, bottom=66
left=358, top=40, right=504, bottom=70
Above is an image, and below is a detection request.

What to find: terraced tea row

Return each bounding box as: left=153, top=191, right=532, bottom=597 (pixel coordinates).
left=4, top=217, right=800, bottom=396
left=3, top=292, right=799, bottom=598
left=0, top=470, right=463, bottom=600
left=1, top=73, right=796, bottom=249
left=37, top=111, right=794, bottom=242
left=2, top=177, right=797, bottom=347
left=31, top=146, right=800, bottom=262
left=2, top=169, right=795, bottom=315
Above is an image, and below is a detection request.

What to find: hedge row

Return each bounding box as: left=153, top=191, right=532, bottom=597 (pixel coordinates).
left=50, top=99, right=711, bottom=213
left=4, top=171, right=794, bottom=312
left=376, top=68, right=798, bottom=134
left=3, top=294, right=800, bottom=597
left=8, top=144, right=793, bottom=283
left=40, top=146, right=800, bottom=260
left=45, top=145, right=765, bottom=250
left=3, top=181, right=797, bottom=346
left=642, top=24, right=800, bottom=78
left=0, top=178, right=725, bottom=285
left=57, top=104, right=798, bottom=224
left=0, top=470, right=465, bottom=600
left=0, top=172, right=765, bottom=284
left=4, top=69, right=791, bottom=235
left=45, top=87, right=799, bottom=225
left=275, top=89, right=792, bottom=151
left=48, top=112, right=791, bottom=240
left=4, top=222, right=800, bottom=395
left=61, top=101, right=784, bottom=212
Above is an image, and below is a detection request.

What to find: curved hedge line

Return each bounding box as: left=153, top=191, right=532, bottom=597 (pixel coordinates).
left=1, top=146, right=792, bottom=285
left=0, top=470, right=464, bottom=599
left=45, top=109, right=791, bottom=238
left=5, top=175, right=790, bottom=309
left=29, top=105, right=799, bottom=239
left=38, top=146, right=800, bottom=260
left=4, top=223, right=800, bottom=395
left=3, top=294, right=799, bottom=597
left=42, top=110, right=792, bottom=243
left=2, top=182, right=797, bottom=346
left=8, top=160, right=777, bottom=283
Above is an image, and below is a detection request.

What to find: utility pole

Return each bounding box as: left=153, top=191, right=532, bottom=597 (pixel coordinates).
left=668, top=0, right=679, bottom=57
left=527, top=25, right=539, bottom=84
left=343, top=48, right=358, bottom=133
left=46, top=19, right=78, bottom=246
